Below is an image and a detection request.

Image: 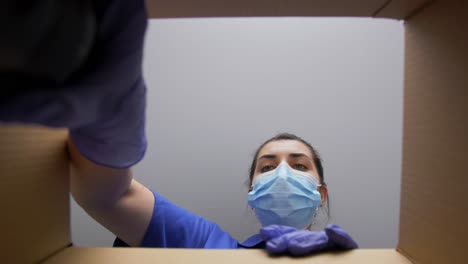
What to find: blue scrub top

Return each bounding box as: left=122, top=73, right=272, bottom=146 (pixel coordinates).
left=113, top=191, right=265, bottom=249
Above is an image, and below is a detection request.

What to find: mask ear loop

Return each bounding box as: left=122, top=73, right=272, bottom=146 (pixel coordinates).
left=309, top=205, right=320, bottom=228
left=309, top=182, right=324, bottom=229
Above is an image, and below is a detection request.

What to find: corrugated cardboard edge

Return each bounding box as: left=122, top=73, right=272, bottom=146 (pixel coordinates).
left=146, top=0, right=390, bottom=18
left=399, top=0, right=468, bottom=263
left=145, top=0, right=435, bottom=19
left=374, top=0, right=433, bottom=19
left=0, top=126, right=70, bottom=263
left=44, top=248, right=412, bottom=264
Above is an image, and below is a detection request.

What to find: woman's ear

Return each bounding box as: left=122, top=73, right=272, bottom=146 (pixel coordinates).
left=319, top=185, right=328, bottom=206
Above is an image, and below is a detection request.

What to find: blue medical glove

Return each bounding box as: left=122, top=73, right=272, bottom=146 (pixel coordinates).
left=260, top=224, right=358, bottom=256
left=0, top=0, right=148, bottom=168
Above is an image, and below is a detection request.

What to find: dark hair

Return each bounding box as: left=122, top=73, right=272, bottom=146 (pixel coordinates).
left=248, top=133, right=330, bottom=223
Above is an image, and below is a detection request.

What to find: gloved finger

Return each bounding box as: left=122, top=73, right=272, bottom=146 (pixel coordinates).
left=325, top=224, right=358, bottom=249
left=260, top=225, right=297, bottom=240
left=287, top=230, right=329, bottom=256
left=265, top=233, right=290, bottom=254
left=265, top=230, right=305, bottom=254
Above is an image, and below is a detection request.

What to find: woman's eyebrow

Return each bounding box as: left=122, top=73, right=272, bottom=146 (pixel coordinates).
left=258, top=153, right=313, bottom=161
left=289, top=153, right=313, bottom=160
left=258, top=154, right=277, bottom=161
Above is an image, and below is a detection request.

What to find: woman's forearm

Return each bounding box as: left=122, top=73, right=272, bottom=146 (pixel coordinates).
left=68, top=138, right=133, bottom=210
left=67, top=137, right=154, bottom=246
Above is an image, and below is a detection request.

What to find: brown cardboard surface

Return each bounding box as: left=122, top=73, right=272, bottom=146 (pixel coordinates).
left=2, top=1, right=459, bottom=264
left=400, top=0, right=468, bottom=263
left=374, top=0, right=432, bottom=19
left=44, top=248, right=411, bottom=264
left=0, top=126, right=70, bottom=263
left=146, top=0, right=390, bottom=18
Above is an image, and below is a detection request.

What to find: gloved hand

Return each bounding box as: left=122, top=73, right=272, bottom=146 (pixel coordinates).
left=260, top=224, right=358, bottom=256
left=0, top=0, right=148, bottom=168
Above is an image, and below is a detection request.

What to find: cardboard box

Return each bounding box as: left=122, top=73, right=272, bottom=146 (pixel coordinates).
left=1, top=0, right=467, bottom=263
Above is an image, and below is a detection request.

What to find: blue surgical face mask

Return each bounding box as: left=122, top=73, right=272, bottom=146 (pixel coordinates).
left=247, top=161, right=322, bottom=229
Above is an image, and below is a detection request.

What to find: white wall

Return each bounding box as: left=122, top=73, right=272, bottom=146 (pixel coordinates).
left=72, top=17, right=404, bottom=248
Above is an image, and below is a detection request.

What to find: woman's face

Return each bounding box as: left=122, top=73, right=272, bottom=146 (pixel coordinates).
left=252, top=140, right=327, bottom=204
left=254, top=140, right=318, bottom=180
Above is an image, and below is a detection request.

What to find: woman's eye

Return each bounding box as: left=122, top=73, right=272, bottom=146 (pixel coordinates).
left=293, top=164, right=307, bottom=171
left=260, top=165, right=275, bottom=173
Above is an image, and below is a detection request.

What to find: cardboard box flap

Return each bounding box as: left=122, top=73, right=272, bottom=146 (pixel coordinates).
left=375, top=0, right=432, bottom=19
left=399, top=0, right=468, bottom=263
left=146, top=0, right=393, bottom=18
left=44, top=248, right=412, bottom=264
left=0, top=126, right=70, bottom=263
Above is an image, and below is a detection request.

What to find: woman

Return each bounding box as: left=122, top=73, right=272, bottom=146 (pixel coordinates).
left=1, top=0, right=356, bottom=255
left=69, top=133, right=357, bottom=255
